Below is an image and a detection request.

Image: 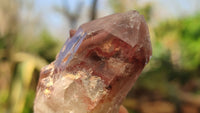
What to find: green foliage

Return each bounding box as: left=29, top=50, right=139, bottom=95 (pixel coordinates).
left=109, top=0, right=125, bottom=13
left=22, top=90, right=35, bottom=113
left=109, top=0, right=152, bottom=21
left=179, top=15, right=200, bottom=70
left=137, top=4, right=152, bottom=21
left=127, top=109, right=138, bottom=113
left=0, top=29, right=57, bottom=113
left=28, top=30, right=60, bottom=62
left=36, top=31, right=60, bottom=62
left=0, top=36, right=6, bottom=49
left=154, top=14, right=200, bottom=70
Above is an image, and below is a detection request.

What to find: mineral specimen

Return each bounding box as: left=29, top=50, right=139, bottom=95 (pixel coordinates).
left=34, top=10, right=152, bottom=113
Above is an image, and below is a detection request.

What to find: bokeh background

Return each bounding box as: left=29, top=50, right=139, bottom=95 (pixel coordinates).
left=0, top=0, right=200, bottom=113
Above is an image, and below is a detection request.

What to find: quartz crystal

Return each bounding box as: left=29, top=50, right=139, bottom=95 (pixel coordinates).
left=34, top=10, right=152, bottom=113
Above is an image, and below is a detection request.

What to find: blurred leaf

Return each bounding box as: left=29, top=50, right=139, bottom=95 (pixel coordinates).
left=154, top=14, right=200, bottom=70
left=109, top=0, right=126, bottom=13
left=9, top=52, right=47, bottom=113
left=28, top=30, right=60, bottom=62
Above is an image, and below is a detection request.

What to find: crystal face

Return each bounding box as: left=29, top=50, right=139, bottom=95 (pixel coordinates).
left=34, top=10, right=152, bottom=113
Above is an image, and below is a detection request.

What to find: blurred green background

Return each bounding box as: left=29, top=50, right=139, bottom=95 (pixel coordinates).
left=0, top=0, right=200, bottom=113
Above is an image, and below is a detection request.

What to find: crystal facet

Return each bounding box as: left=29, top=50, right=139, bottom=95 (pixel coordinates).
left=34, top=10, right=152, bottom=113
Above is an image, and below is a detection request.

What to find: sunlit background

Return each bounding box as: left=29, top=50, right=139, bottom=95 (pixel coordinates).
left=0, top=0, right=200, bottom=113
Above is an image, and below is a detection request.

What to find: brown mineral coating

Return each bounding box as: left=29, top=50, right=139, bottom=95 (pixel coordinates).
left=74, top=10, right=151, bottom=83
left=68, top=33, right=149, bottom=112
left=80, top=10, right=151, bottom=67
left=65, top=10, right=151, bottom=111
left=34, top=10, right=152, bottom=113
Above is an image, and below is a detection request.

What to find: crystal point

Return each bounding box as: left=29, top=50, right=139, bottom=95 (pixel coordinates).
left=34, top=10, right=152, bottom=113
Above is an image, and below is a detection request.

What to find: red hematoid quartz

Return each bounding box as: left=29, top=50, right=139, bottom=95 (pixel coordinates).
left=34, top=10, right=152, bottom=113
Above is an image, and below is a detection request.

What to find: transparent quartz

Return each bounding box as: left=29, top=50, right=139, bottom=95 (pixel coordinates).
left=34, top=10, right=152, bottom=113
